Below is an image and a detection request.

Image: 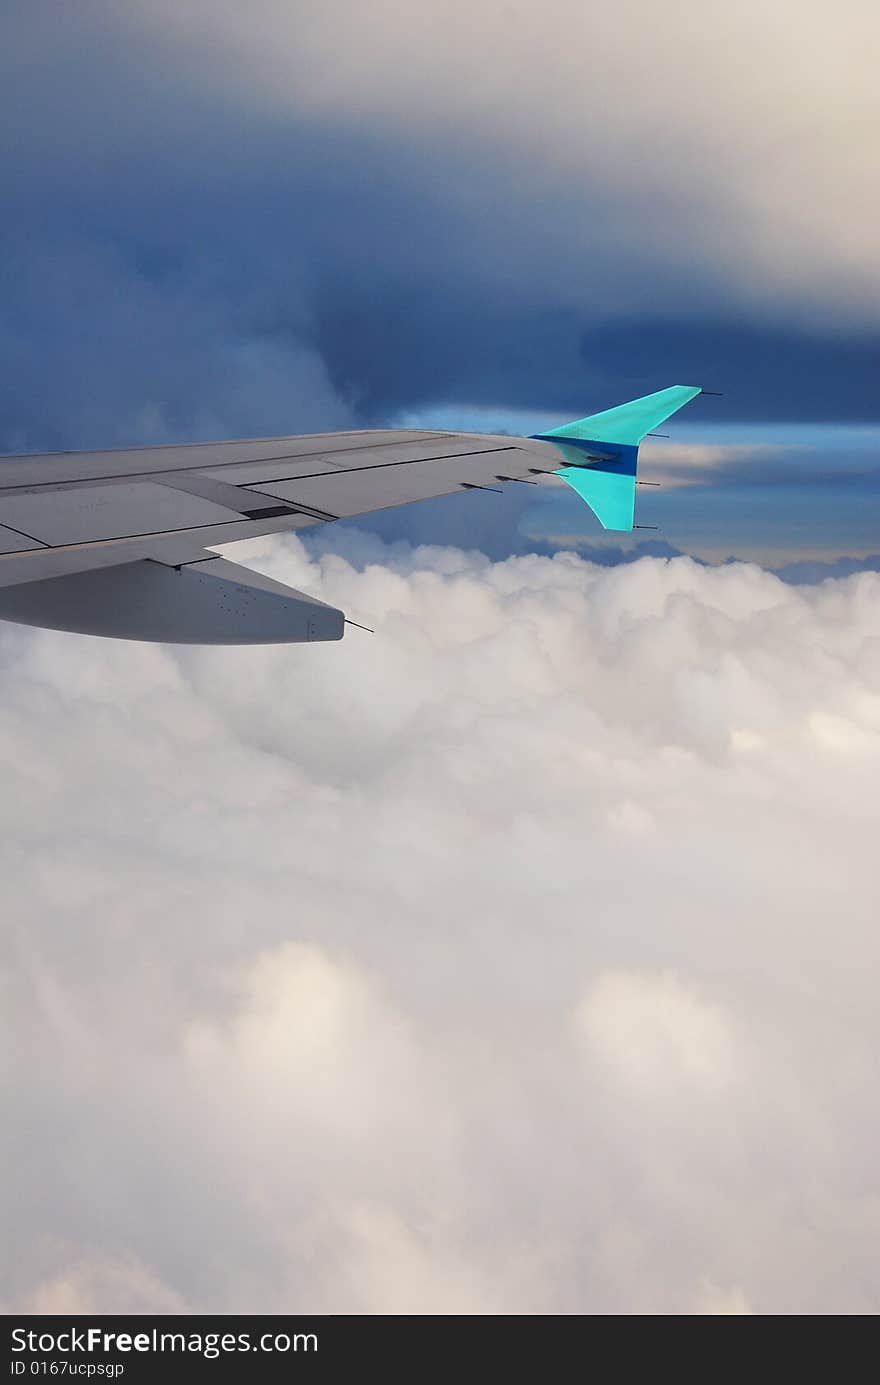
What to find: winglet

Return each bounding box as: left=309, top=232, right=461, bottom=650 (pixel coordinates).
left=531, top=385, right=702, bottom=531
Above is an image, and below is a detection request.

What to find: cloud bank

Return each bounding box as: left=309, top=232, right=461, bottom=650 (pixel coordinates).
left=132, top=0, right=880, bottom=320
left=2, top=539, right=878, bottom=1314
left=2, top=0, right=878, bottom=451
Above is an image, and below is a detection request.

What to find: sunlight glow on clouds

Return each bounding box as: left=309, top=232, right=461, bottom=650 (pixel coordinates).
left=573, top=970, right=740, bottom=1095
left=123, top=0, right=880, bottom=322
left=2, top=537, right=878, bottom=1314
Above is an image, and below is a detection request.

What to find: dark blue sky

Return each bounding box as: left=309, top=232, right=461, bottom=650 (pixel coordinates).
left=1, top=1, right=877, bottom=563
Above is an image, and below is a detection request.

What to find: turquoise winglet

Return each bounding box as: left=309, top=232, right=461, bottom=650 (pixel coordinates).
left=531, top=385, right=702, bottom=532
left=552, top=446, right=639, bottom=531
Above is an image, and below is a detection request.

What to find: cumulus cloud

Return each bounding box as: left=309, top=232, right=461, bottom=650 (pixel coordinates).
left=13, top=1259, right=189, bottom=1317
left=1, top=537, right=878, bottom=1314
left=572, top=969, right=740, bottom=1094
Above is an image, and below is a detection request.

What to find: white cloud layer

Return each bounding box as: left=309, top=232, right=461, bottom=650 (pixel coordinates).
left=2, top=537, right=879, bottom=1314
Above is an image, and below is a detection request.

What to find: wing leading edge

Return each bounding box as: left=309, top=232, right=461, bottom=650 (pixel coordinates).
left=0, top=387, right=703, bottom=642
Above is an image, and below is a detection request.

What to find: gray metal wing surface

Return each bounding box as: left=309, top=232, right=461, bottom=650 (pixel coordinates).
left=0, top=429, right=557, bottom=643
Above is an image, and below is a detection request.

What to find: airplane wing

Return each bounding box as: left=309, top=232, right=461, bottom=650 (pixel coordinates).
left=0, top=386, right=702, bottom=643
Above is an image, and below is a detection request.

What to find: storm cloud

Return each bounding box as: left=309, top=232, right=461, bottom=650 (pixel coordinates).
left=2, top=0, right=878, bottom=452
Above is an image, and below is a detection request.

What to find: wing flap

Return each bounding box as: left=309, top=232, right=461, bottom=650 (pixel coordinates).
left=0, top=524, right=44, bottom=554
left=0, top=481, right=243, bottom=547
left=0, top=554, right=344, bottom=644
left=243, top=444, right=525, bottom=518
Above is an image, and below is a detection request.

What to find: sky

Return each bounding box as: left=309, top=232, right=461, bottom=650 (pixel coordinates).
left=1, top=0, right=879, bottom=1316
left=2, top=0, right=878, bottom=562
